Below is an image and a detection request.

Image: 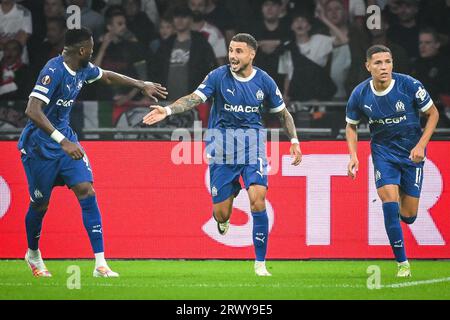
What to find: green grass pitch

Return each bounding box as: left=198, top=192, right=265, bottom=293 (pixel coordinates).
left=1, top=260, right=449, bottom=300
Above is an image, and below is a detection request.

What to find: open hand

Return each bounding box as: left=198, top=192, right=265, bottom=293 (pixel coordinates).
left=142, top=105, right=168, bottom=125
left=141, top=82, right=168, bottom=102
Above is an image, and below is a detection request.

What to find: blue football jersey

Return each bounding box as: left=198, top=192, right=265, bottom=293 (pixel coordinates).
left=18, top=55, right=103, bottom=159
left=195, top=65, right=285, bottom=163
left=195, top=65, right=285, bottom=130
left=346, top=73, right=433, bottom=159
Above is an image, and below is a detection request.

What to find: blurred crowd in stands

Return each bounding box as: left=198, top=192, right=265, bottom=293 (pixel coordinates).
left=0, top=0, right=449, bottom=130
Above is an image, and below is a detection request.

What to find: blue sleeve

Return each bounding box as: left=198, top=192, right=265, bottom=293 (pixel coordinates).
left=29, top=63, right=63, bottom=105
left=406, top=76, right=434, bottom=112
left=346, top=87, right=362, bottom=124
left=194, top=68, right=220, bottom=102
left=85, top=62, right=103, bottom=84
left=264, top=73, right=285, bottom=113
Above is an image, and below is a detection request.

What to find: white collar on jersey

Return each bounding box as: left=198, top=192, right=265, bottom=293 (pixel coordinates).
left=370, top=79, right=396, bottom=96
left=63, top=61, right=76, bottom=76
left=230, top=68, right=257, bottom=82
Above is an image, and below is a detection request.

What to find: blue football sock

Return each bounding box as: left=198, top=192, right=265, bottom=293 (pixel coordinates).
left=79, top=195, right=104, bottom=254
left=252, top=210, right=269, bottom=262
left=383, top=202, right=407, bottom=263
left=400, top=215, right=417, bottom=224
left=25, top=204, right=47, bottom=250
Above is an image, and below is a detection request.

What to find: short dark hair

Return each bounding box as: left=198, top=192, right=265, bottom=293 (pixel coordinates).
left=231, top=33, right=258, bottom=51
left=366, top=44, right=392, bottom=60
left=64, top=27, right=92, bottom=47
left=122, top=0, right=141, bottom=5
left=291, top=11, right=314, bottom=26
left=106, top=8, right=126, bottom=25
left=419, top=27, right=440, bottom=43
left=172, top=5, right=194, bottom=18
left=262, top=0, right=282, bottom=5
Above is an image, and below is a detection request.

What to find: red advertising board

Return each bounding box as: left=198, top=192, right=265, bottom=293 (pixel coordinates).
left=0, top=141, right=449, bottom=258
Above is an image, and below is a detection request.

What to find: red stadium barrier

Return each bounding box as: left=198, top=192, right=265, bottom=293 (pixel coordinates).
left=0, top=141, right=449, bottom=259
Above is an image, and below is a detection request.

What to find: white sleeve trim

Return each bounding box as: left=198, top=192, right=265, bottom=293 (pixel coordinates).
left=420, top=99, right=433, bottom=112
left=346, top=117, right=360, bottom=125
left=87, top=67, right=103, bottom=84
left=269, top=103, right=286, bottom=113
left=194, top=90, right=208, bottom=102
left=29, top=92, right=50, bottom=104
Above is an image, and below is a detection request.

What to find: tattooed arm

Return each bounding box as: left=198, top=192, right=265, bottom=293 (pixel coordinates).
left=276, top=108, right=302, bottom=166
left=277, top=107, right=298, bottom=141
left=142, top=92, right=203, bottom=125
left=167, top=92, right=204, bottom=115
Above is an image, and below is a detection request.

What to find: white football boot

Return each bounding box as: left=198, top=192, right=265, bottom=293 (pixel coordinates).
left=255, top=261, right=272, bottom=276
left=397, top=261, right=411, bottom=277
left=93, top=265, right=119, bottom=278
left=25, top=249, right=52, bottom=277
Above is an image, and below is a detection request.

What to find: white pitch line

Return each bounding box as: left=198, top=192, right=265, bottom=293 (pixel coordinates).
left=1, top=277, right=449, bottom=290
left=381, top=277, right=450, bottom=289
left=0, top=282, right=364, bottom=289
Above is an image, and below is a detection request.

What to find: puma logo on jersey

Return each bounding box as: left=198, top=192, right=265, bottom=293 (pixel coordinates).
left=364, top=104, right=372, bottom=112
left=49, top=68, right=56, bottom=72
left=227, top=88, right=235, bottom=96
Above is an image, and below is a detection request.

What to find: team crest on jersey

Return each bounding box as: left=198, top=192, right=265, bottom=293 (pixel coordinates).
left=395, top=100, right=405, bottom=112
left=41, top=75, right=51, bottom=85
left=375, top=170, right=381, bottom=182
left=256, top=89, right=264, bottom=101
left=34, top=189, right=43, bottom=199
left=211, top=186, right=218, bottom=197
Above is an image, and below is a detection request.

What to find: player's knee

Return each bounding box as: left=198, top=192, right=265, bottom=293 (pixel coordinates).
left=400, top=210, right=417, bottom=224
left=379, top=194, right=398, bottom=203
left=30, top=201, right=49, bottom=213
left=213, top=209, right=230, bottom=223
left=400, top=215, right=417, bottom=224
left=73, top=183, right=95, bottom=199
left=250, top=198, right=265, bottom=212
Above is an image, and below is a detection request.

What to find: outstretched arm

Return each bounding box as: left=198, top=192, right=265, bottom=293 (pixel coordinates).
left=142, top=92, right=204, bottom=125
left=276, top=108, right=302, bottom=166
left=99, top=70, right=168, bottom=102
left=345, top=123, right=359, bottom=179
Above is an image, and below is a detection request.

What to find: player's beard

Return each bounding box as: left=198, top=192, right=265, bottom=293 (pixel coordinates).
left=233, top=61, right=250, bottom=74
left=80, top=57, right=90, bottom=68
